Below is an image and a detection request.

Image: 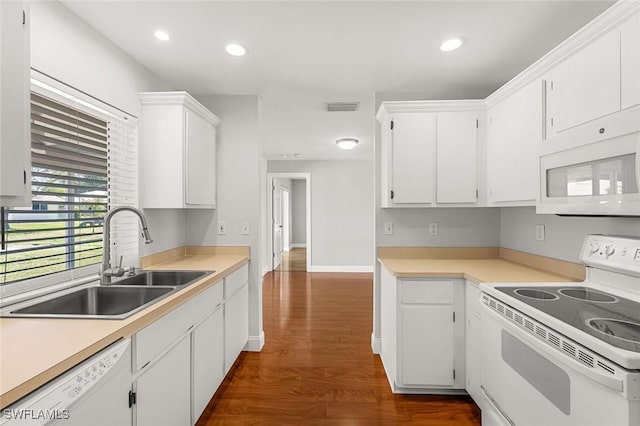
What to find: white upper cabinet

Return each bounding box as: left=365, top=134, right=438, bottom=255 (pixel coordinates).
left=545, top=29, right=621, bottom=136
left=377, top=101, right=482, bottom=208
left=486, top=80, right=541, bottom=204
left=621, top=11, right=640, bottom=110
left=139, top=92, right=220, bottom=209
left=436, top=112, right=478, bottom=203
left=389, top=112, right=435, bottom=205
left=0, top=1, right=30, bottom=207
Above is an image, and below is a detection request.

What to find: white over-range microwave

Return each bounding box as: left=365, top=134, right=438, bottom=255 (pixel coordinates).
left=538, top=106, right=640, bottom=216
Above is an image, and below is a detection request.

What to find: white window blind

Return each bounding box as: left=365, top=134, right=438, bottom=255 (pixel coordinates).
left=0, top=78, right=139, bottom=287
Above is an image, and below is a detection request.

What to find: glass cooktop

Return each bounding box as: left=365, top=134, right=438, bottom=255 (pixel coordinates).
left=496, top=286, right=640, bottom=353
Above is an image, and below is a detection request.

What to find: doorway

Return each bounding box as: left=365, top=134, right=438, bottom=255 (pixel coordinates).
left=267, top=173, right=311, bottom=273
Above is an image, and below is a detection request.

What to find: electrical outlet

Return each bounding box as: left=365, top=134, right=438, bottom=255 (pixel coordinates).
left=217, top=221, right=226, bottom=235
left=241, top=222, right=250, bottom=235
left=384, top=222, right=393, bottom=235
left=429, top=222, right=439, bottom=236
left=536, top=225, right=545, bottom=241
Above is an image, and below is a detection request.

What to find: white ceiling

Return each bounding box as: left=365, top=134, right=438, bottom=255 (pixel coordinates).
left=61, top=0, right=615, bottom=160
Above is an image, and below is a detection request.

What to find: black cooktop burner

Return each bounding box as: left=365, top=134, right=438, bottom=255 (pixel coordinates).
left=558, top=288, right=618, bottom=303
left=514, top=289, right=559, bottom=300
left=496, top=286, right=640, bottom=353
left=588, top=318, right=640, bottom=344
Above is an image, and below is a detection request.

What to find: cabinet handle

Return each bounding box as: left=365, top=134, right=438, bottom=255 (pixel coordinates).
left=599, top=128, right=605, bottom=134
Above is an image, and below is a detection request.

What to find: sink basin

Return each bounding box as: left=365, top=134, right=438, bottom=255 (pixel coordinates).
left=112, top=270, right=213, bottom=287
left=7, top=286, right=175, bottom=319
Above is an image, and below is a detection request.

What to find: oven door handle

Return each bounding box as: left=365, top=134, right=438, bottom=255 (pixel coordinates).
left=483, top=304, right=624, bottom=393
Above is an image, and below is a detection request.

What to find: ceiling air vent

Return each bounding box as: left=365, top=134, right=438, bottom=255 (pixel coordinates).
left=326, top=102, right=359, bottom=112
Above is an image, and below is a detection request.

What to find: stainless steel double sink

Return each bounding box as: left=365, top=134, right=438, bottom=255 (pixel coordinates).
left=3, top=271, right=214, bottom=320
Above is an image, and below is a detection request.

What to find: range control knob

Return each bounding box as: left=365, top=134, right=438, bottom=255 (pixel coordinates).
left=605, top=245, right=616, bottom=258
left=589, top=242, right=600, bottom=254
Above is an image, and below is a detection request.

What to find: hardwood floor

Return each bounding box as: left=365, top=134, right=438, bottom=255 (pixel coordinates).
left=277, top=248, right=307, bottom=272
left=196, top=271, right=481, bottom=425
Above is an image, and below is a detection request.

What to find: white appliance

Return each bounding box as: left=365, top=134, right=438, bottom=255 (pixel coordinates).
left=1, top=339, right=131, bottom=425
left=480, top=235, right=640, bottom=426
left=538, top=106, right=640, bottom=216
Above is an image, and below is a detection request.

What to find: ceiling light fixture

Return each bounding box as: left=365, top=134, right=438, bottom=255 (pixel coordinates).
left=225, top=43, right=247, bottom=56
left=440, top=38, right=464, bottom=52
left=154, top=30, right=170, bottom=41
left=335, top=138, right=359, bottom=150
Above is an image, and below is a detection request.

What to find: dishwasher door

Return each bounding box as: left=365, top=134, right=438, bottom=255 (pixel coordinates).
left=2, top=339, right=132, bottom=426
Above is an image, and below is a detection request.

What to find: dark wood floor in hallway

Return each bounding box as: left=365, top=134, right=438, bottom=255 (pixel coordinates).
left=196, top=271, right=481, bottom=425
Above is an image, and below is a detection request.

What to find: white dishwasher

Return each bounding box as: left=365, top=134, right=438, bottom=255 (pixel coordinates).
left=2, top=339, right=132, bottom=426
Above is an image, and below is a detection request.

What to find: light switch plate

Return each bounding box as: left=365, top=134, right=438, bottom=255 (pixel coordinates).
left=536, top=225, right=545, bottom=241
left=429, top=222, right=439, bottom=236
left=218, top=221, right=226, bottom=235
left=241, top=222, right=250, bottom=235
left=384, top=222, right=393, bottom=235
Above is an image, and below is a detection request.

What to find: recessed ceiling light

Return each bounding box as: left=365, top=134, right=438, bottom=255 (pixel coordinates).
left=225, top=43, right=247, bottom=56
left=440, top=38, right=464, bottom=52
left=154, top=30, right=170, bottom=41
left=336, top=138, right=359, bottom=150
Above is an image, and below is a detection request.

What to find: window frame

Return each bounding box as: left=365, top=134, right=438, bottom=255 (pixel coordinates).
left=1, top=72, right=138, bottom=301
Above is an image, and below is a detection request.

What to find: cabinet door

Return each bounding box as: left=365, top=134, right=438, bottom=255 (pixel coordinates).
left=486, top=80, right=541, bottom=203
left=621, top=12, right=640, bottom=110
left=400, top=304, right=454, bottom=387
left=436, top=112, right=477, bottom=203
left=0, top=1, right=30, bottom=205
left=185, top=108, right=216, bottom=206
left=390, top=113, right=435, bottom=204
left=192, top=307, right=224, bottom=422
left=546, top=29, right=620, bottom=134
left=224, top=284, right=249, bottom=373
left=465, top=283, right=482, bottom=405
left=136, top=335, right=191, bottom=426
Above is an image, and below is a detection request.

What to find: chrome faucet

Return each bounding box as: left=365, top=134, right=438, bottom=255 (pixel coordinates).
left=100, top=206, right=153, bottom=284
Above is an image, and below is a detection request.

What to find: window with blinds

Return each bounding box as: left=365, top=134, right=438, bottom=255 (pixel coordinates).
left=0, top=79, right=139, bottom=287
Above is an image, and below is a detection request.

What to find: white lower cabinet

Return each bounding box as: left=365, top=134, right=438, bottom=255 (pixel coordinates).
left=192, top=306, right=224, bottom=422
left=465, top=281, right=482, bottom=407
left=136, top=335, right=191, bottom=426
left=224, top=283, right=249, bottom=373
left=132, top=262, right=249, bottom=426
left=380, top=265, right=465, bottom=392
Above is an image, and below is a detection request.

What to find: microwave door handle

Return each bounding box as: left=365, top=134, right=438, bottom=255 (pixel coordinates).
left=484, top=305, right=625, bottom=393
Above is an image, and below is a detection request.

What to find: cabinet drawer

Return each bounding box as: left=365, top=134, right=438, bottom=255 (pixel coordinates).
left=135, top=280, right=223, bottom=371
left=225, top=264, right=248, bottom=299
left=401, top=280, right=453, bottom=304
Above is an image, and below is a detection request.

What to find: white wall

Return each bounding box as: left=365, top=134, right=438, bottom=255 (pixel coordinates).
left=185, top=95, right=264, bottom=351
left=29, top=1, right=184, bottom=256
left=292, top=180, right=307, bottom=246
left=500, top=207, right=640, bottom=263
left=267, top=160, right=374, bottom=272
left=378, top=208, right=501, bottom=247
left=30, top=1, right=168, bottom=117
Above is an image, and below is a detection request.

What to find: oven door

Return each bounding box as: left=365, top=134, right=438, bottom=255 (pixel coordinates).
left=538, top=107, right=640, bottom=216
left=481, top=302, right=635, bottom=426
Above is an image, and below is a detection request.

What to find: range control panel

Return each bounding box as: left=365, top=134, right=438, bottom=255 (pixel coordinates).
left=581, top=235, right=640, bottom=277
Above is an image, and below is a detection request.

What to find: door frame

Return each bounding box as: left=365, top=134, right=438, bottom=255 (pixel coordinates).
left=266, top=173, right=311, bottom=272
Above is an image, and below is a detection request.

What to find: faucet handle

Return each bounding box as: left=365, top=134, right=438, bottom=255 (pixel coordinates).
left=118, top=255, right=123, bottom=268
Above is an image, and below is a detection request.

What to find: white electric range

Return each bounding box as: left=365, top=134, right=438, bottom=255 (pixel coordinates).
left=479, top=234, right=640, bottom=426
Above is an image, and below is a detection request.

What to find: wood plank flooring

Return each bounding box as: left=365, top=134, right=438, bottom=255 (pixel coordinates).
left=196, top=271, right=481, bottom=425
left=276, top=248, right=307, bottom=272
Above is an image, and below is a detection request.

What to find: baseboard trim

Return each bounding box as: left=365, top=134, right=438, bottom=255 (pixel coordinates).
left=371, top=333, right=381, bottom=354
left=308, top=265, right=374, bottom=273
left=244, top=331, right=265, bottom=352
left=291, top=243, right=307, bottom=248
